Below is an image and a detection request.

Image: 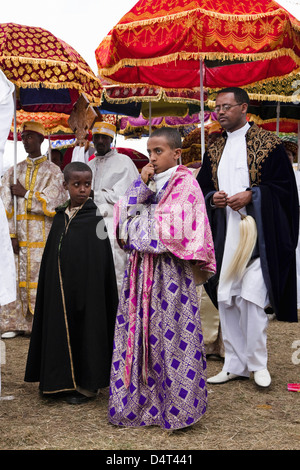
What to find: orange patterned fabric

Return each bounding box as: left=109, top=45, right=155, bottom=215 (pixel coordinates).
left=96, top=0, right=300, bottom=98
left=12, top=110, right=72, bottom=135
left=0, top=23, right=102, bottom=104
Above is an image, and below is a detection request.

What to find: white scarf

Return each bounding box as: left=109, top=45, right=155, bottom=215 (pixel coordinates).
left=153, top=165, right=179, bottom=194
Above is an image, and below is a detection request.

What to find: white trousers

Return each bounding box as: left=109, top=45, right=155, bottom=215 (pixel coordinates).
left=219, top=296, right=269, bottom=377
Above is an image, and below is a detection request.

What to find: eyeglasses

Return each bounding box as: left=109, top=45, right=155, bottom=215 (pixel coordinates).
left=214, top=103, right=242, bottom=113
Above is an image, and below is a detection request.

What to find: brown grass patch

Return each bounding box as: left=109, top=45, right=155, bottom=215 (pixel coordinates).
left=1, top=317, right=300, bottom=451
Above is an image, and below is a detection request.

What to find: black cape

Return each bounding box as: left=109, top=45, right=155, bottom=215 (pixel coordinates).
left=24, top=198, right=119, bottom=393
left=197, top=125, right=299, bottom=323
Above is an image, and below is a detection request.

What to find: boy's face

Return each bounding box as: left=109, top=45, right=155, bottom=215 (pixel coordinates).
left=147, top=135, right=181, bottom=174
left=63, top=171, right=92, bottom=208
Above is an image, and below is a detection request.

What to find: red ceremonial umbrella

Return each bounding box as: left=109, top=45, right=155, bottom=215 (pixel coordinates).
left=95, top=0, right=300, bottom=156
left=96, top=0, right=300, bottom=97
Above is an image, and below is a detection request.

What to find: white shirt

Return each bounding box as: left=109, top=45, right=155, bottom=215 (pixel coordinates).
left=217, top=123, right=268, bottom=308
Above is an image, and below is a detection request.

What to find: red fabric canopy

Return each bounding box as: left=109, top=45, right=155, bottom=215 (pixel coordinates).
left=96, top=0, right=300, bottom=101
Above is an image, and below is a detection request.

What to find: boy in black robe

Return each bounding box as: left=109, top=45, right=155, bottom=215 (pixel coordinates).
left=24, top=162, right=118, bottom=404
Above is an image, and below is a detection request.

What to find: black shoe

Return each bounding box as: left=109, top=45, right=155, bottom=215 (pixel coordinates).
left=65, top=391, right=92, bottom=404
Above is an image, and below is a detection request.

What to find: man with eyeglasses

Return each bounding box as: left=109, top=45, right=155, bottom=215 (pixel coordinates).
left=197, top=87, right=298, bottom=388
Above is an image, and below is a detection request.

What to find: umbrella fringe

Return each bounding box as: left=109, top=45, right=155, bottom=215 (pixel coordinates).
left=113, top=7, right=300, bottom=31
left=98, top=49, right=300, bottom=78
left=5, top=80, right=102, bottom=106
left=0, top=56, right=100, bottom=81
left=224, top=213, right=257, bottom=282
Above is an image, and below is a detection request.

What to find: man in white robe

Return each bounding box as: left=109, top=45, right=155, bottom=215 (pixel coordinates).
left=197, top=87, right=299, bottom=388
left=214, top=121, right=269, bottom=384
left=88, top=122, right=139, bottom=293
left=0, top=121, right=67, bottom=337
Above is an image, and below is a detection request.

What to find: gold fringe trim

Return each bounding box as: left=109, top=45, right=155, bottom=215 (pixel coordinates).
left=99, top=49, right=300, bottom=78
left=35, top=192, right=56, bottom=217
left=207, top=67, right=300, bottom=104
left=247, top=93, right=300, bottom=103
left=113, top=7, right=300, bottom=31
left=103, top=88, right=163, bottom=103
left=119, top=115, right=197, bottom=135
left=208, top=93, right=300, bottom=104
left=7, top=79, right=102, bottom=106
left=249, top=115, right=300, bottom=126
left=103, top=87, right=201, bottom=105
left=12, top=124, right=72, bottom=135
left=43, top=125, right=73, bottom=135
left=0, top=55, right=100, bottom=83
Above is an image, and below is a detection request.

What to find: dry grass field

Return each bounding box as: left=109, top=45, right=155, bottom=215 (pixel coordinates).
left=0, top=315, right=300, bottom=454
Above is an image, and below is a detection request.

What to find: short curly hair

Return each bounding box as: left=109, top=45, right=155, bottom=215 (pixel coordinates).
left=63, top=162, right=92, bottom=182
left=149, top=127, right=182, bottom=149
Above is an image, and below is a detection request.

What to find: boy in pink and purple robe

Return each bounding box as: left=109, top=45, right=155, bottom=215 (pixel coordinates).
left=108, top=128, right=216, bottom=430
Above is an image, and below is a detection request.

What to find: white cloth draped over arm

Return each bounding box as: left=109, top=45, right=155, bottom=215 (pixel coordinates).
left=90, top=150, right=139, bottom=215
left=0, top=69, right=16, bottom=306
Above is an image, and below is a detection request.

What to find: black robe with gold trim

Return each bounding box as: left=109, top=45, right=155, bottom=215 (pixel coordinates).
left=197, top=123, right=299, bottom=323
left=24, top=198, right=119, bottom=393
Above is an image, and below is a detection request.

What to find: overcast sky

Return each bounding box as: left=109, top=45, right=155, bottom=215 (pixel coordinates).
left=1, top=0, right=138, bottom=73
left=1, top=0, right=300, bottom=75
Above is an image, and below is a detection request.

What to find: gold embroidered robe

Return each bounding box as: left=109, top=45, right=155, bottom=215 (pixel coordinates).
left=0, top=156, right=67, bottom=332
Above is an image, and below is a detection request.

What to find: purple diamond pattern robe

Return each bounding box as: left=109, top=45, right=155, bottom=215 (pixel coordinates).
left=108, top=166, right=216, bottom=430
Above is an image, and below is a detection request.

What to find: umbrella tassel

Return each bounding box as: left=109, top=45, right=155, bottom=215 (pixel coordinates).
left=224, top=211, right=257, bottom=281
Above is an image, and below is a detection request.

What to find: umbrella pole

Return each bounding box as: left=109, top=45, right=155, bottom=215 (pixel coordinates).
left=1, top=90, right=16, bottom=402
left=298, top=122, right=300, bottom=171
left=0, top=339, right=14, bottom=401
left=48, top=134, right=52, bottom=161
left=200, top=60, right=205, bottom=159
left=276, top=101, right=280, bottom=136
left=149, top=101, right=152, bottom=135
left=13, top=91, right=17, bottom=229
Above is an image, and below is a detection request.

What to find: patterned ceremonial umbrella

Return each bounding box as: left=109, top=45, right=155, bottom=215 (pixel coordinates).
left=118, top=112, right=210, bottom=139
left=99, top=81, right=204, bottom=125
left=0, top=23, right=103, bottom=108
left=0, top=23, right=103, bottom=219
left=96, top=0, right=300, bottom=101
left=11, top=110, right=72, bottom=137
